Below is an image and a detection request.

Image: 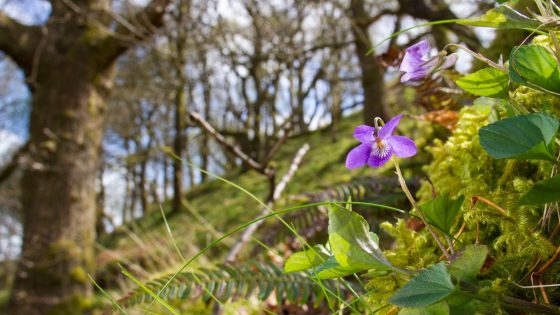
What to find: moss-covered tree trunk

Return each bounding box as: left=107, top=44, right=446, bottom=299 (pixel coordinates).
left=0, top=1, right=169, bottom=313
left=10, top=52, right=111, bottom=314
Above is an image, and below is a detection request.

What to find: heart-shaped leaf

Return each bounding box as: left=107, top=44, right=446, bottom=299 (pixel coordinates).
left=389, top=262, right=454, bottom=308
left=313, top=256, right=363, bottom=279
left=421, top=194, right=464, bottom=234
left=448, top=245, right=488, bottom=282
left=284, top=245, right=330, bottom=273
left=456, top=67, right=509, bottom=98
left=519, top=174, right=560, bottom=205
left=509, top=45, right=560, bottom=93
left=398, top=302, right=450, bottom=315
left=328, top=204, right=397, bottom=272
left=478, top=112, right=559, bottom=160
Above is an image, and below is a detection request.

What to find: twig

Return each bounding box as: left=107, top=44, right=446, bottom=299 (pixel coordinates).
left=471, top=196, right=508, bottom=216
left=261, top=121, right=293, bottom=166
left=188, top=111, right=273, bottom=176
left=224, top=143, right=310, bottom=263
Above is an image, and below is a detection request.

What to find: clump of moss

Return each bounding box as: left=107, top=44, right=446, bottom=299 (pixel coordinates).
left=378, top=103, right=556, bottom=302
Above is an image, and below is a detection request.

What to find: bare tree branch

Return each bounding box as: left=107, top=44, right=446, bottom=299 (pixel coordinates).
left=0, top=11, right=41, bottom=72
left=188, top=111, right=273, bottom=176
left=97, top=0, right=170, bottom=65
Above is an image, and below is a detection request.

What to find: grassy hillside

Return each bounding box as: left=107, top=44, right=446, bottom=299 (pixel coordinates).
left=95, top=111, right=432, bottom=307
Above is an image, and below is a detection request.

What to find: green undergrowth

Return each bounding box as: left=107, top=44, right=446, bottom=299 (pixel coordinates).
left=96, top=112, right=432, bottom=281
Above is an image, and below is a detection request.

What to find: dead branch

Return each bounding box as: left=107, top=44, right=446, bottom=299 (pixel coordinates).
left=188, top=111, right=274, bottom=177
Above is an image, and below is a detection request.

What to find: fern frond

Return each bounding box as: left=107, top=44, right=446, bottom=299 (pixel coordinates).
left=120, top=261, right=347, bottom=309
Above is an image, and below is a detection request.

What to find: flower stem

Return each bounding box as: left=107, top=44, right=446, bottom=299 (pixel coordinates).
left=442, top=43, right=507, bottom=72
left=393, top=159, right=451, bottom=260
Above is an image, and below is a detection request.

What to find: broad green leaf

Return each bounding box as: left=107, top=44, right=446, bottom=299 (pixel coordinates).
left=284, top=245, right=362, bottom=279
left=399, top=302, right=450, bottom=315
left=472, top=97, right=500, bottom=115
left=389, top=262, right=454, bottom=308
left=448, top=245, right=488, bottom=282
left=456, top=67, right=509, bottom=98
left=457, top=4, right=540, bottom=29
left=447, top=291, right=497, bottom=314
left=509, top=45, right=560, bottom=93
left=478, top=113, right=559, bottom=160
left=328, top=204, right=396, bottom=272
left=421, top=194, right=464, bottom=233
left=526, top=113, right=560, bottom=145
left=519, top=174, right=560, bottom=205
left=284, top=245, right=329, bottom=273
left=313, top=256, right=362, bottom=279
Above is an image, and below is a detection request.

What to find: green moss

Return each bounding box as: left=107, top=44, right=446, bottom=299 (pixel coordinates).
left=70, top=266, right=88, bottom=283
left=404, top=104, right=557, bottom=296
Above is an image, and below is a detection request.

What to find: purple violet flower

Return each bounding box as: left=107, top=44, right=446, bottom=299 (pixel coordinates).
left=399, top=40, right=458, bottom=82
left=346, top=115, right=417, bottom=169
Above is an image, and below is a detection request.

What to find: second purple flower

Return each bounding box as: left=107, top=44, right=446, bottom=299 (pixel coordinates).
left=399, top=40, right=458, bottom=82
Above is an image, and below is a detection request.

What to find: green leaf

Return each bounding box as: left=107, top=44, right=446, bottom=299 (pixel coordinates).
left=328, top=204, right=396, bottom=272
left=399, top=302, right=450, bottom=315
left=509, top=45, right=560, bottom=93
left=447, top=291, right=497, bottom=314
left=448, top=245, right=488, bottom=282
left=284, top=245, right=330, bottom=273
left=284, top=245, right=362, bottom=279
left=519, top=175, right=560, bottom=205
left=478, top=112, right=559, bottom=160
left=389, top=262, right=454, bottom=308
left=421, top=194, right=464, bottom=233
left=313, top=256, right=363, bottom=279
left=457, top=4, right=540, bottom=29
left=456, top=67, right=509, bottom=98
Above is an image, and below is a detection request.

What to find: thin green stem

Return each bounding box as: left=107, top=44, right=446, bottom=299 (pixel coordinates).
left=393, top=160, right=451, bottom=260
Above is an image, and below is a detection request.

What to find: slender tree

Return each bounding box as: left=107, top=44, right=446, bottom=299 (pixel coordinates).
left=0, top=1, right=169, bottom=313
left=349, top=0, right=389, bottom=124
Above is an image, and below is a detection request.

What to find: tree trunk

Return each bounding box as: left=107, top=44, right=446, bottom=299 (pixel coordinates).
left=349, top=0, right=389, bottom=125
left=0, top=2, right=169, bottom=313
left=9, top=53, right=111, bottom=314
left=172, top=64, right=187, bottom=214
left=139, top=155, right=149, bottom=216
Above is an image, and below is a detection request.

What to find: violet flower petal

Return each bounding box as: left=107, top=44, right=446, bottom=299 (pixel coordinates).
left=439, top=53, right=458, bottom=70
left=399, top=40, right=430, bottom=72
left=367, top=146, right=394, bottom=167
left=401, top=69, right=429, bottom=82
left=387, top=135, right=417, bottom=158
left=346, top=143, right=371, bottom=169
left=378, top=114, right=403, bottom=139
left=353, top=125, right=375, bottom=143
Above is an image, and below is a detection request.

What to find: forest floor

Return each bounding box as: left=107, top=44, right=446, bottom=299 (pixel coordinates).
left=96, top=112, right=378, bottom=285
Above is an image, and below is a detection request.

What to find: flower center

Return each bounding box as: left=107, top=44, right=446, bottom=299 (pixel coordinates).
left=372, top=138, right=391, bottom=158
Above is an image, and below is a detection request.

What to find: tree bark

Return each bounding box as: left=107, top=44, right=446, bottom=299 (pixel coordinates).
left=1, top=1, right=169, bottom=313
left=349, top=0, right=389, bottom=125
left=10, top=47, right=111, bottom=314
left=170, top=0, right=190, bottom=215
left=171, top=54, right=187, bottom=215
